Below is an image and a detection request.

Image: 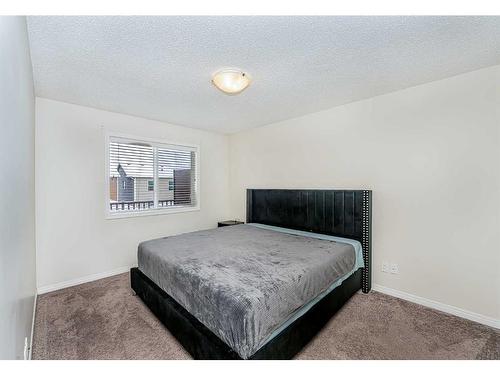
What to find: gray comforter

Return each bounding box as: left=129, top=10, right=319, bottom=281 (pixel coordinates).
left=138, top=224, right=356, bottom=358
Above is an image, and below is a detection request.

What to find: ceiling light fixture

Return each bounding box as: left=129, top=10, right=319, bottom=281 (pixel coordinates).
left=211, top=69, right=251, bottom=95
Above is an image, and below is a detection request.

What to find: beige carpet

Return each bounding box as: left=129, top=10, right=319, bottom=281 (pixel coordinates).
left=32, top=272, right=499, bottom=360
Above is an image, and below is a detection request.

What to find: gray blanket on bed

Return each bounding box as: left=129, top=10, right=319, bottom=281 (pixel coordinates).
left=137, top=224, right=356, bottom=358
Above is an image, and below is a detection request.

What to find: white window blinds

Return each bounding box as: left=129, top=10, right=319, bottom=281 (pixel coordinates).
left=108, top=136, right=198, bottom=215
left=157, top=146, right=197, bottom=208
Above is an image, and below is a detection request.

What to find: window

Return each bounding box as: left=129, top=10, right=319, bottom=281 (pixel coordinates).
left=107, top=135, right=198, bottom=217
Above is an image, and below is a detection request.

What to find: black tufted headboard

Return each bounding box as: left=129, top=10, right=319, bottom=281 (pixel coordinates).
left=246, top=189, right=372, bottom=292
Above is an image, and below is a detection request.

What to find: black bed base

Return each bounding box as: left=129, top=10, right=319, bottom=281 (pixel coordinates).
left=130, top=267, right=362, bottom=360
left=131, top=188, right=372, bottom=359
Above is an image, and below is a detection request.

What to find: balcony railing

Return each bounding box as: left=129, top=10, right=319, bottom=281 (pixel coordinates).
left=110, top=199, right=175, bottom=211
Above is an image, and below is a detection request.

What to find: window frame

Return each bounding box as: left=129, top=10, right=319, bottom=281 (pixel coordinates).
left=104, top=131, right=200, bottom=219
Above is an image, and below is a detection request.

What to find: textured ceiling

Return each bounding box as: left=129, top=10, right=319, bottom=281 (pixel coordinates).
left=27, top=16, right=500, bottom=134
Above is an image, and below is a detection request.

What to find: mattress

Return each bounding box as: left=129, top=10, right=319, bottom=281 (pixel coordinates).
left=137, top=223, right=364, bottom=359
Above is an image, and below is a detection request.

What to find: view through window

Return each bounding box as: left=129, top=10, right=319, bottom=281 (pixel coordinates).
left=108, top=136, right=197, bottom=215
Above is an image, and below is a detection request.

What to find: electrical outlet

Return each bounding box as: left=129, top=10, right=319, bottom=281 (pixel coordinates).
left=390, top=263, right=399, bottom=274
left=382, top=262, right=389, bottom=273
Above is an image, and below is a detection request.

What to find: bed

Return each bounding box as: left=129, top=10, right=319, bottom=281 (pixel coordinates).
left=130, top=189, right=372, bottom=359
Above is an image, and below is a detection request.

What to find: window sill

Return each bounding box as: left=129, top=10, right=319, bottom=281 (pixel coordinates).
left=105, top=205, right=200, bottom=220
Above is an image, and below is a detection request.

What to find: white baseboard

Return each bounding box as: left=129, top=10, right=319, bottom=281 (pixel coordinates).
left=28, top=293, right=37, bottom=360
left=372, top=284, right=500, bottom=329
left=37, top=265, right=133, bottom=295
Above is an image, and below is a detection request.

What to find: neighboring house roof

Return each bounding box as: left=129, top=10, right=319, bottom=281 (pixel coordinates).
left=110, top=164, right=182, bottom=179
left=109, top=163, right=156, bottom=178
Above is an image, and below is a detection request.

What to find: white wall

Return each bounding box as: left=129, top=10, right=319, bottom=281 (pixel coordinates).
left=229, top=65, right=500, bottom=321
left=36, top=98, right=230, bottom=290
left=0, top=17, right=36, bottom=359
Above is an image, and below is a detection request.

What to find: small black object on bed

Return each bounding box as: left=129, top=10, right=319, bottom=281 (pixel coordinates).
left=130, top=189, right=372, bottom=359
